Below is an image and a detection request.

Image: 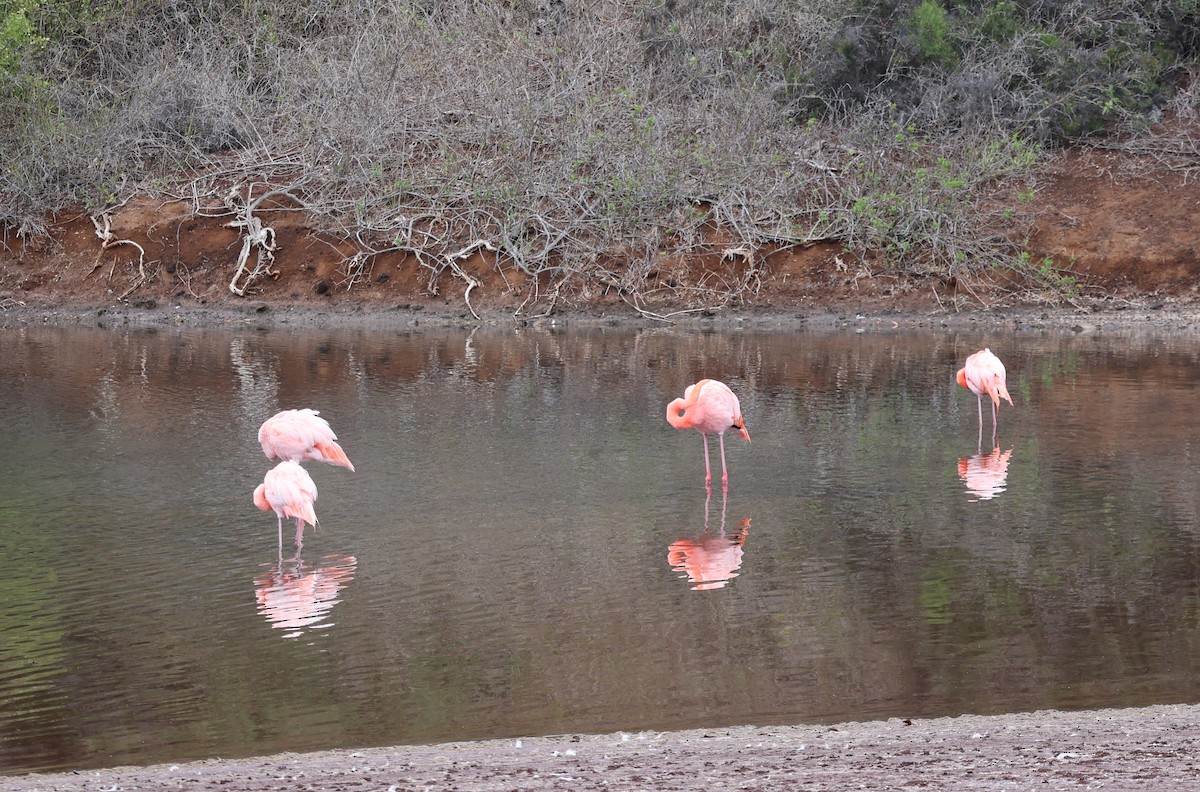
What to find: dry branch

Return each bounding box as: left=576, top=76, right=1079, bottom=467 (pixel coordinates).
left=225, top=185, right=281, bottom=296
left=227, top=214, right=278, bottom=296
left=444, top=239, right=497, bottom=321
left=91, top=212, right=146, bottom=268
left=91, top=212, right=151, bottom=299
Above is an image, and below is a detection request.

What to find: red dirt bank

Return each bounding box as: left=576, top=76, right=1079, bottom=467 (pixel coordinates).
left=3, top=147, right=1200, bottom=320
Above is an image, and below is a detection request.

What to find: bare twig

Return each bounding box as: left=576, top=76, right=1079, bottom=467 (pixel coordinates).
left=226, top=184, right=283, bottom=296
left=444, top=239, right=497, bottom=320
left=337, top=251, right=374, bottom=290
left=175, top=263, right=202, bottom=300
left=91, top=212, right=147, bottom=273
left=91, top=212, right=152, bottom=300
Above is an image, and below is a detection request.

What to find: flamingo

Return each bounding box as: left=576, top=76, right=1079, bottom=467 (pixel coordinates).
left=254, top=460, right=319, bottom=557
left=956, top=348, right=1013, bottom=439
left=666, top=379, right=751, bottom=489
left=258, top=409, right=355, bottom=471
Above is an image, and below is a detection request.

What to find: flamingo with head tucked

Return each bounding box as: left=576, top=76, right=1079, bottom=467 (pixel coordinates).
left=259, top=409, right=355, bottom=471
left=254, top=460, right=319, bottom=558
left=667, top=379, right=751, bottom=489
left=957, top=348, right=1013, bottom=438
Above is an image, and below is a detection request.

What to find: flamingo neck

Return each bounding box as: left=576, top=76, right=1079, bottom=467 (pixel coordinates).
left=253, top=484, right=271, bottom=513
left=667, top=379, right=714, bottom=429
left=666, top=397, right=692, bottom=429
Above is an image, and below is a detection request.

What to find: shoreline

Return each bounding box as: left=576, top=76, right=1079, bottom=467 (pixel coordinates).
left=3, top=703, right=1199, bottom=790
left=6, top=297, right=1200, bottom=335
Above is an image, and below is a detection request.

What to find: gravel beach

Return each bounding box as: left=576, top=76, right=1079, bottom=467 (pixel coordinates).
left=4, top=703, right=1199, bottom=791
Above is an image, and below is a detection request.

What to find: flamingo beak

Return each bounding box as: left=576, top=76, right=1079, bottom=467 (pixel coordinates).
left=737, top=424, right=751, bottom=443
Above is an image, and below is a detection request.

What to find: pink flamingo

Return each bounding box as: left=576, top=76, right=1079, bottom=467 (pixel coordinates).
left=956, top=348, right=1014, bottom=437
left=258, top=409, right=355, bottom=471
left=666, top=379, right=751, bottom=488
left=254, top=460, right=319, bottom=557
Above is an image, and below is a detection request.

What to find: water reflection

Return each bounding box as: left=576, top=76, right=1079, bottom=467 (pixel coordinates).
left=667, top=490, right=751, bottom=590
left=958, top=446, right=1015, bottom=502
left=254, top=554, right=358, bottom=638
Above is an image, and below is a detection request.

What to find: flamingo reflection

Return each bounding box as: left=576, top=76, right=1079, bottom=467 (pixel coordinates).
left=958, top=446, right=1015, bottom=501
left=667, top=489, right=750, bottom=590
left=255, top=554, right=357, bottom=637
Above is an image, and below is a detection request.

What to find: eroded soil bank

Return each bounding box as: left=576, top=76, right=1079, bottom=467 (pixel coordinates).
left=3, top=146, right=1200, bottom=322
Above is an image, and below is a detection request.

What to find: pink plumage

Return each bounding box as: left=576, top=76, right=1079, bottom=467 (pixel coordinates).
left=258, top=409, right=355, bottom=471
left=254, top=460, right=319, bottom=556
left=666, top=379, right=751, bottom=489
left=956, top=348, right=1014, bottom=434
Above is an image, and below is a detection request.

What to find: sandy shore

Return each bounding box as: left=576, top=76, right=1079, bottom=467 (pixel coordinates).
left=3, top=704, right=1199, bottom=790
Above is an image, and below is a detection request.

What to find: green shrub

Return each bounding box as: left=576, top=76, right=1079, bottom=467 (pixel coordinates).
left=909, top=0, right=956, bottom=67
left=788, top=0, right=1193, bottom=141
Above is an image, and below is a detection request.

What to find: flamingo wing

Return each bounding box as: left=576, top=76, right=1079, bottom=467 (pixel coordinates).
left=259, top=409, right=355, bottom=470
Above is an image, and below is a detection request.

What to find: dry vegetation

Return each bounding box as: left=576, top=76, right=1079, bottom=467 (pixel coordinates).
left=3, top=0, right=1200, bottom=314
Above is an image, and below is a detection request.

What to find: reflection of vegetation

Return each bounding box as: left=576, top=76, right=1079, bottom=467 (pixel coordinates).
left=0, top=568, right=66, bottom=689
left=919, top=564, right=955, bottom=625
left=1036, top=350, right=1081, bottom=389
left=405, top=641, right=534, bottom=732
left=0, top=495, right=75, bottom=766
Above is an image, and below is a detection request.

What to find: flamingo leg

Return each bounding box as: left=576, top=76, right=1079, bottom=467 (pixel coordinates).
left=718, top=431, right=730, bottom=488
left=294, top=518, right=305, bottom=554
left=277, top=514, right=284, bottom=562
left=702, top=433, right=713, bottom=487
left=718, top=485, right=728, bottom=535
left=976, top=394, right=984, bottom=435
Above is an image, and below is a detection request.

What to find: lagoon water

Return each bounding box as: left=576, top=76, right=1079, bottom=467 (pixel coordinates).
left=2, top=322, right=1200, bottom=773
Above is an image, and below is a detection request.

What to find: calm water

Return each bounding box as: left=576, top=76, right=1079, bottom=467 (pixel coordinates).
left=3, top=322, right=1200, bottom=774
